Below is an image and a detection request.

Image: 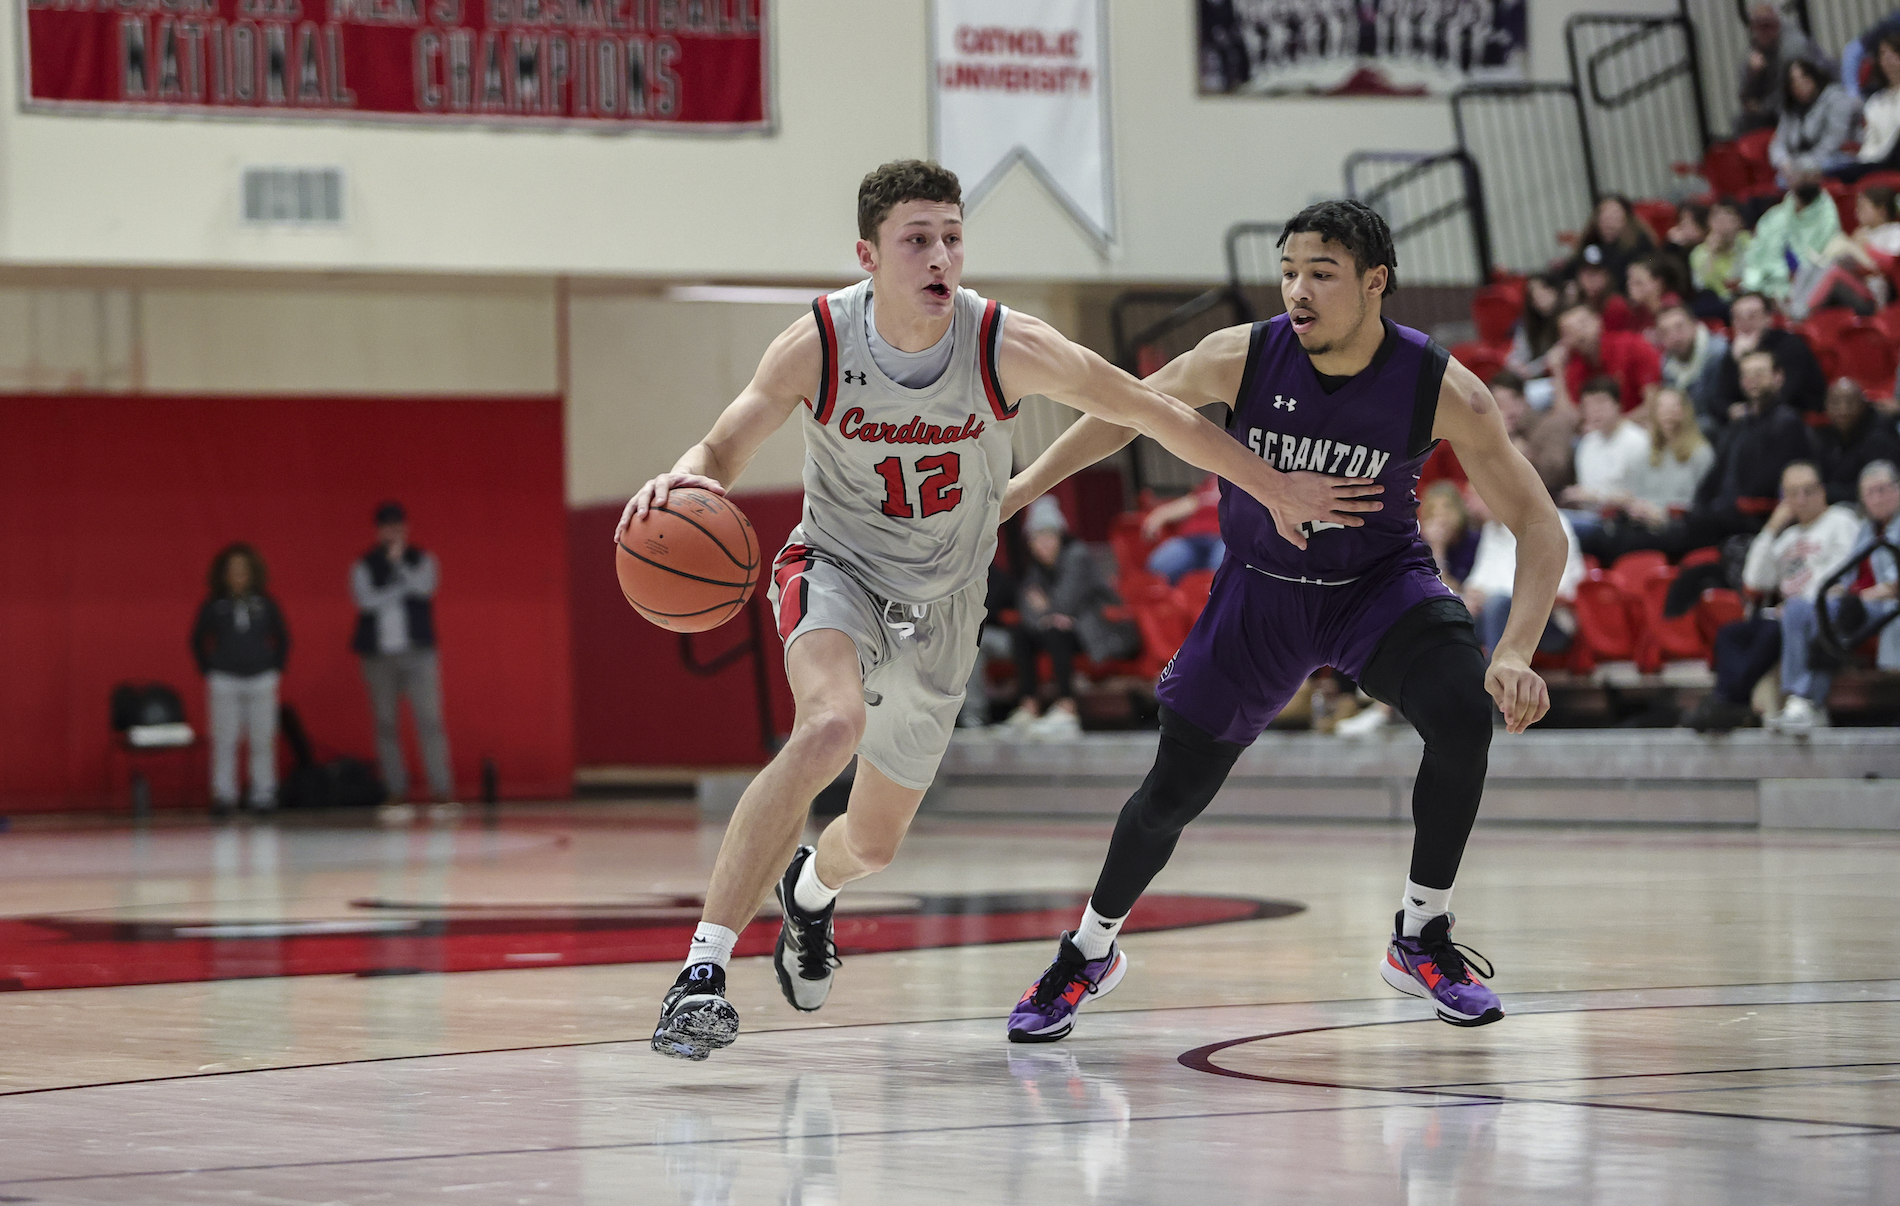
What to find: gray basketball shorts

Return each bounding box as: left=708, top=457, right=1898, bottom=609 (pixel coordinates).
left=767, top=541, right=983, bottom=791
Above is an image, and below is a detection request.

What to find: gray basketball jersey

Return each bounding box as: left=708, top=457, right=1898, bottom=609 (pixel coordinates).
left=792, top=280, right=1016, bottom=605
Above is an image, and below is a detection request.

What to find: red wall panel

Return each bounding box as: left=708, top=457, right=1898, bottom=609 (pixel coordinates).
left=570, top=490, right=803, bottom=768
left=0, top=395, right=572, bottom=811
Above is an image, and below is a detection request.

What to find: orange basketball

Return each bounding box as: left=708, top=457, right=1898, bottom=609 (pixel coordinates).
left=615, top=488, right=760, bottom=632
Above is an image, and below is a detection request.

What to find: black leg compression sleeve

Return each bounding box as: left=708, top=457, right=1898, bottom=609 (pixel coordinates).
left=1359, top=603, right=1493, bottom=891
left=1088, top=705, right=1245, bottom=918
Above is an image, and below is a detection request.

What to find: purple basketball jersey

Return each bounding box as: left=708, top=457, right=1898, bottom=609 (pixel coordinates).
left=1220, top=315, right=1449, bottom=584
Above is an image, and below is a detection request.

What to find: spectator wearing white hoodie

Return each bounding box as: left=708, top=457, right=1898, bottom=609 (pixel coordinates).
left=1686, top=460, right=1863, bottom=732
left=1771, top=461, right=1900, bottom=732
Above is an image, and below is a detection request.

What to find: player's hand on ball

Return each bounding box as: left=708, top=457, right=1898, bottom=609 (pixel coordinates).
left=1484, top=654, right=1549, bottom=734
left=617, top=473, right=727, bottom=538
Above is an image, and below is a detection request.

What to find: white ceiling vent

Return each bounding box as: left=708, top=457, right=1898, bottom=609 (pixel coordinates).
left=241, top=166, right=345, bottom=226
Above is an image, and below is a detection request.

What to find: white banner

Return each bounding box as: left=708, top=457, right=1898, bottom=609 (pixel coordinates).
left=931, top=0, right=1114, bottom=250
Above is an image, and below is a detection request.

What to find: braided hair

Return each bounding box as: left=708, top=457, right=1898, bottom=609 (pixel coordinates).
left=1276, top=200, right=1398, bottom=296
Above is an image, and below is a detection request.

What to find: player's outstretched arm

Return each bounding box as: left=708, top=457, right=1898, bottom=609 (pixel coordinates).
left=615, top=313, right=820, bottom=539
left=1435, top=358, right=1564, bottom=734
left=1002, top=325, right=1250, bottom=520
left=997, top=315, right=1381, bottom=549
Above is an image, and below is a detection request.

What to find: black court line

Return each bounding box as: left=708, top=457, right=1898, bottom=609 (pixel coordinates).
left=1415, top=1059, right=1900, bottom=1091
left=0, top=1100, right=1500, bottom=1188
left=1, top=977, right=1895, bottom=1103
left=1178, top=998, right=1900, bottom=1137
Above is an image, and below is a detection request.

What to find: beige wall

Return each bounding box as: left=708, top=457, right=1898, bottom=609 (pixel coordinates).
left=0, top=1, right=1633, bottom=283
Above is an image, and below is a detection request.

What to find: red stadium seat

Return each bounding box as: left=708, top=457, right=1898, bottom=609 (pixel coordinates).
left=1569, top=573, right=1643, bottom=671
left=1108, top=512, right=1153, bottom=579
left=1607, top=550, right=1668, bottom=595
left=1450, top=342, right=1507, bottom=383
left=1678, top=545, right=1722, bottom=569
left=1735, top=128, right=1775, bottom=176
left=1826, top=180, right=1858, bottom=233
left=1633, top=199, right=1677, bottom=246
left=1872, top=304, right=1900, bottom=346
left=1836, top=321, right=1899, bottom=399
left=1633, top=565, right=1706, bottom=672
left=1470, top=286, right=1522, bottom=346
left=1694, top=588, right=1745, bottom=660
left=1798, top=307, right=1857, bottom=345
left=1696, top=141, right=1752, bottom=197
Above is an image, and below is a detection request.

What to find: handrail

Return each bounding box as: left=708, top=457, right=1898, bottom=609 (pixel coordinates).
left=1225, top=220, right=1283, bottom=292
left=677, top=593, right=777, bottom=757
left=1567, top=13, right=1711, bottom=152
left=1814, top=535, right=1900, bottom=665
left=1343, top=148, right=1493, bottom=283
left=1108, top=288, right=1236, bottom=374
left=1452, top=81, right=1600, bottom=202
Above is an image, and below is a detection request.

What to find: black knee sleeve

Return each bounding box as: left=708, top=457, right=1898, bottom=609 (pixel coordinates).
left=1089, top=706, right=1244, bottom=918
left=1360, top=602, right=1493, bottom=891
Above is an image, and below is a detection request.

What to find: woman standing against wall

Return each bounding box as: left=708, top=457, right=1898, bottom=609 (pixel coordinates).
left=192, top=544, right=290, bottom=815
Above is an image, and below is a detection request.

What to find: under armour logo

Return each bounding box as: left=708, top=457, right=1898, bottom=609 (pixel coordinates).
left=1273, top=394, right=1297, bottom=411
left=842, top=370, right=868, bottom=386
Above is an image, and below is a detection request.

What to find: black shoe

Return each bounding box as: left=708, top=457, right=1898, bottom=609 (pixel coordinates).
left=1687, top=693, right=1752, bottom=734
left=773, top=846, right=840, bottom=1013
left=651, top=963, right=739, bottom=1061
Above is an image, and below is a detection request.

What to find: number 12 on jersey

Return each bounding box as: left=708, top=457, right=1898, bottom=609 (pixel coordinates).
left=874, top=453, right=962, bottom=519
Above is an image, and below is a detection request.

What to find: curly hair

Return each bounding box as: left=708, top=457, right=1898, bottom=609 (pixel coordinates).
left=1277, top=199, right=1398, bottom=295
left=207, top=542, right=268, bottom=599
left=857, top=160, right=962, bottom=243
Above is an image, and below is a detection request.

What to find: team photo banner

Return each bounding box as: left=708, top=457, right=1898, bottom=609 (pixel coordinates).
left=931, top=0, right=1113, bottom=249
left=19, top=0, right=770, bottom=130
left=1199, top=0, right=1526, bottom=98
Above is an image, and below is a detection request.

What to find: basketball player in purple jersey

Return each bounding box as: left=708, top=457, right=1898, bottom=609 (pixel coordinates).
left=1005, top=201, right=1565, bottom=1039
left=617, top=165, right=1384, bottom=1061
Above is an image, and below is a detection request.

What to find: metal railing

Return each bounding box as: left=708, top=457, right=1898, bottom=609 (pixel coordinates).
left=1567, top=13, right=1710, bottom=198
left=1452, top=83, right=1597, bottom=274
left=1344, top=149, right=1492, bottom=286
left=1107, top=283, right=1252, bottom=496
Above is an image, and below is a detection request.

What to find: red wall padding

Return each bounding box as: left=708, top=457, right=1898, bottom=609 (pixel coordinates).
left=0, top=395, right=573, bottom=811
left=570, top=490, right=803, bottom=767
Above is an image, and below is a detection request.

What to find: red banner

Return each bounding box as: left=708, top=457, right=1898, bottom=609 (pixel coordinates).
left=20, top=0, right=769, bottom=129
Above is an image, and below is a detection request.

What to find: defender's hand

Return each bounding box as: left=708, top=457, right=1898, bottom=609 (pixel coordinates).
left=1000, top=477, right=1037, bottom=523
left=616, top=473, right=726, bottom=540
left=1251, top=471, right=1381, bottom=550
left=1485, top=653, right=1549, bottom=734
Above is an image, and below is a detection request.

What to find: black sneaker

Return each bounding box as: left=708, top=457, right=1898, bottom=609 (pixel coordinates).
left=773, top=845, right=840, bottom=1012
left=651, top=962, right=739, bottom=1061
left=1687, top=693, right=1752, bottom=734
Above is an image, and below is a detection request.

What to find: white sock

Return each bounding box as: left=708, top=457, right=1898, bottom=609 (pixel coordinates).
left=1401, top=881, right=1453, bottom=938
left=1074, top=901, right=1127, bottom=960
left=792, top=854, right=840, bottom=914
left=685, top=922, right=739, bottom=970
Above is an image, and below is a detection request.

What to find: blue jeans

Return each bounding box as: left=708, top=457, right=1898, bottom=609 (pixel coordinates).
left=1475, top=594, right=1571, bottom=654
left=1148, top=534, right=1225, bottom=584
left=1781, top=595, right=1900, bottom=702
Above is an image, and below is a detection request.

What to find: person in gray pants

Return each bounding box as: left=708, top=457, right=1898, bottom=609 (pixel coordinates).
left=351, top=501, right=454, bottom=802
left=193, top=543, right=290, bottom=814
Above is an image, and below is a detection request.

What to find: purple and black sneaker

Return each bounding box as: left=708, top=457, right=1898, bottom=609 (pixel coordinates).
left=1380, top=911, right=1503, bottom=1027
left=1006, top=931, right=1128, bottom=1044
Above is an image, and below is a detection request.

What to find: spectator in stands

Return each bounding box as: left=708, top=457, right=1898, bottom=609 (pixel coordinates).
left=1657, top=303, right=1731, bottom=432
left=1004, top=498, right=1131, bottom=740
left=352, top=501, right=454, bottom=803
left=193, top=543, right=290, bottom=816
left=1842, top=16, right=1900, bottom=98
left=1141, top=474, right=1224, bottom=584
left=1598, top=350, right=1815, bottom=561
left=1689, top=198, right=1751, bottom=316
left=958, top=562, right=1019, bottom=729
left=1743, top=166, right=1844, bottom=301
left=1662, top=202, right=1706, bottom=293
left=1769, top=57, right=1862, bottom=181
left=1735, top=3, right=1821, bottom=136
left=1506, top=272, right=1565, bottom=384
left=1460, top=487, right=1584, bottom=657
left=1713, top=292, right=1827, bottom=419
left=1687, top=460, right=1861, bottom=732
left=1547, top=303, right=1661, bottom=416
left=1575, top=249, right=1636, bottom=332
left=1490, top=369, right=1576, bottom=498
left=1772, top=460, right=1900, bottom=732
left=1623, top=388, right=1716, bottom=529
left=1560, top=376, right=1651, bottom=540
left=1569, top=194, right=1657, bottom=289
left=1625, top=254, right=1685, bottom=340
left=1815, top=379, right=1900, bottom=505
left=1853, top=185, right=1900, bottom=258
left=1836, top=32, right=1900, bottom=181
left=1418, top=481, right=1480, bottom=588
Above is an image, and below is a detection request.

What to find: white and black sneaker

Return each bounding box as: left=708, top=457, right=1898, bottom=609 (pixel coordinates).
left=651, top=962, right=740, bottom=1061
left=773, top=846, right=841, bottom=1012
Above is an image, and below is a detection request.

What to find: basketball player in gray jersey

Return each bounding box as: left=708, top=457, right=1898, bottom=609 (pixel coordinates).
left=617, top=161, right=1385, bottom=1061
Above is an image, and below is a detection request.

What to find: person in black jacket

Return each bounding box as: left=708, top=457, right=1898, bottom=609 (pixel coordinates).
left=351, top=501, right=454, bottom=802
left=1814, top=379, right=1900, bottom=504
left=192, top=543, right=290, bottom=815
left=1710, top=293, right=1827, bottom=421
